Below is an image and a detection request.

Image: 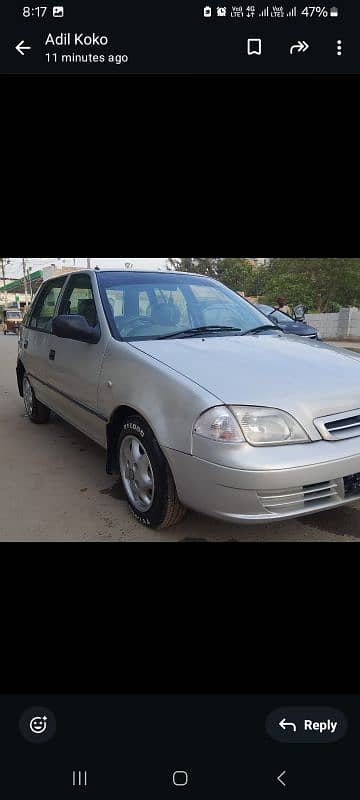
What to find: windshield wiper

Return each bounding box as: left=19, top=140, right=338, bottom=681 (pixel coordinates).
left=241, top=324, right=281, bottom=336
left=159, top=326, right=243, bottom=340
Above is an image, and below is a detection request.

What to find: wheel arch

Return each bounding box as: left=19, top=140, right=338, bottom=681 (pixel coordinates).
left=106, top=404, right=158, bottom=475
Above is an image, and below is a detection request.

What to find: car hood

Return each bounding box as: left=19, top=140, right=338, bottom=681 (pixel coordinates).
left=280, top=322, right=317, bottom=336
left=132, top=335, right=360, bottom=438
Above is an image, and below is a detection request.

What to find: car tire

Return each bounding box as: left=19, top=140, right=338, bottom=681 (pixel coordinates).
left=23, top=374, right=51, bottom=425
left=118, top=415, right=187, bottom=530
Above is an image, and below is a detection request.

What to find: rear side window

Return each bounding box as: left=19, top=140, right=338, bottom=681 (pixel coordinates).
left=30, top=278, right=66, bottom=333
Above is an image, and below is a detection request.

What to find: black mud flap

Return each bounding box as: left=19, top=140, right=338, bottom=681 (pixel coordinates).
left=106, top=421, right=121, bottom=475
left=16, top=360, right=24, bottom=397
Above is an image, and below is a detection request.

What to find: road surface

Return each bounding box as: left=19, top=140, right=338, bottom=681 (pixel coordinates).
left=1, top=335, right=359, bottom=541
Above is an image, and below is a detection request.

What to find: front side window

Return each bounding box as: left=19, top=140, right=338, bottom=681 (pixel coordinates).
left=269, top=309, right=294, bottom=324
left=97, top=272, right=274, bottom=341
left=58, top=274, right=98, bottom=327
left=30, top=278, right=66, bottom=332
left=257, top=305, right=294, bottom=324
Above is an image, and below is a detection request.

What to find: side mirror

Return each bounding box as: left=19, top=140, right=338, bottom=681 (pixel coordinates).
left=52, top=315, right=101, bottom=344
left=293, top=304, right=305, bottom=322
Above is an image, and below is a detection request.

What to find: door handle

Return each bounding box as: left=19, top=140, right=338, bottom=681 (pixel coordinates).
left=49, top=350, right=56, bottom=361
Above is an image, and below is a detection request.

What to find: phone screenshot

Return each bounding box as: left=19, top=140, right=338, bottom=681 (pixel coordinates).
left=0, top=1, right=356, bottom=74
left=0, top=694, right=356, bottom=798
left=1, top=258, right=359, bottom=542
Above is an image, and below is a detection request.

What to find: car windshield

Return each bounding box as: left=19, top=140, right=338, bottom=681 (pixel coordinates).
left=258, top=305, right=294, bottom=325
left=7, top=312, right=22, bottom=319
left=97, top=272, right=275, bottom=341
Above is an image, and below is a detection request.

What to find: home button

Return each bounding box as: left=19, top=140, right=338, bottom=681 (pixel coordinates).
left=173, top=771, right=189, bottom=788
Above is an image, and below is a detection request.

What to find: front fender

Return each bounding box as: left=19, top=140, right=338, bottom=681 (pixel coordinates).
left=99, top=341, right=220, bottom=455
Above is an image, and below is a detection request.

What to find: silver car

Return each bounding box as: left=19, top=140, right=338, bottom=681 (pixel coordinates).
left=17, top=269, right=360, bottom=530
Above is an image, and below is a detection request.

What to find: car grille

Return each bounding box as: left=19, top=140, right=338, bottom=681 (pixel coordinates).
left=258, top=480, right=342, bottom=515
left=344, top=473, right=360, bottom=498
left=314, top=409, right=360, bottom=441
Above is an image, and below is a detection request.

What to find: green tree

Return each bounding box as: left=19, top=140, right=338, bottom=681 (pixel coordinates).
left=168, top=258, right=220, bottom=277
left=216, top=258, right=256, bottom=294
left=264, top=258, right=360, bottom=311
left=168, top=257, right=272, bottom=296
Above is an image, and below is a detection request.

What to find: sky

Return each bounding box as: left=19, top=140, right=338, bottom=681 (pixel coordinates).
left=5, top=258, right=168, bottom=278
left=5, top=258, right=267, bottom=279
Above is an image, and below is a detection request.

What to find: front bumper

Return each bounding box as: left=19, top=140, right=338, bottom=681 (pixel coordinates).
left=163, top=439, right=360, bottom=524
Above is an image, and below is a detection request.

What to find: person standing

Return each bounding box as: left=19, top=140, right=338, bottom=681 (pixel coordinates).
left=277, top=296, right=291, bottom=316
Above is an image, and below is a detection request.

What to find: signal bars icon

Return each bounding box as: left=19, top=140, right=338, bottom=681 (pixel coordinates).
left=259, top=5, right=297, bottom=16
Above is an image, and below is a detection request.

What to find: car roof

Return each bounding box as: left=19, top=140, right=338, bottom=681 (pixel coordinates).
left=44, top=269, right=205, bottom=280
left=86, top=269, right=202, bottom=276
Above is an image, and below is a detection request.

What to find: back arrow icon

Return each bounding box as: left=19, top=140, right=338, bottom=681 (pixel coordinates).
left=290, top=40, right=309, bottom=54
left=16, top=40, right=32, bottom=55
left=277, top=771, right=287, bottom=788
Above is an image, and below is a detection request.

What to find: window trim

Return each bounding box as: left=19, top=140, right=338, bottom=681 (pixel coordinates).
left=28, top=277, right=68, bottom=335
left=56, top=273, right=101, bottom=336
left=96, top=276, right=124, bottom=342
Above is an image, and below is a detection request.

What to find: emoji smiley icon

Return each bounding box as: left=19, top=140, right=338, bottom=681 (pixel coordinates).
left=30, top=716, right=48, bottom=735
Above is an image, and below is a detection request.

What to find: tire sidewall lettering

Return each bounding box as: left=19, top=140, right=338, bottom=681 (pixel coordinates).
left=124, top=423, right=145, bottom=438
left=132, top=511, right=151, bottom=527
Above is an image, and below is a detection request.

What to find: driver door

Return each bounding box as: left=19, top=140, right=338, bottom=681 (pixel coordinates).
left=46, top=273, right=110, bottom=446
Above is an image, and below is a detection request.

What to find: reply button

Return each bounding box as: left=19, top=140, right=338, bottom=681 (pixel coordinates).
left=266, top=707, right=348, bottom=744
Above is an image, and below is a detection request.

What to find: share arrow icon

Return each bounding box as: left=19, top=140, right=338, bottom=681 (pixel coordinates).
left=290, top=40, right=310, bottom=55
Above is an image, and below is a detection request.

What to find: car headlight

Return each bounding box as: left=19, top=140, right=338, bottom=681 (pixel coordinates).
left=193, top=407, right=245, bottom=443
left=230, top=406, right=309, bottom=446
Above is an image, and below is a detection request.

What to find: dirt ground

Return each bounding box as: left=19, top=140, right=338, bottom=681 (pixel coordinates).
left=1, top=335, right=359, bottom=541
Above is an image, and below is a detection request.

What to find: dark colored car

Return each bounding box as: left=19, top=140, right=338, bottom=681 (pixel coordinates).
left=255, top=304, right=320, bottom=340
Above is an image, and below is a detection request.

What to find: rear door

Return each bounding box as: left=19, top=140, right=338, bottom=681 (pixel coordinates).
left=46, top=273, right=110, bottom=446
left=20, top=277, right=67, bottom=407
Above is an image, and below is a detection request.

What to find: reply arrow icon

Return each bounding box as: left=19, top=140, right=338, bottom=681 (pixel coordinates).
left=279, top=718, right=297, bottom=732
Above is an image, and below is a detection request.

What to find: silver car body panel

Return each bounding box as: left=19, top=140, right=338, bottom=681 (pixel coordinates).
left=163, top=443, right=360, bottom=522
left=43, top=282, right=112, bottom=446
left=18, top=270, right=360, bottom=525
left=21, top=271, right=112, bottom=447
left=98, top=340, right=220, bottom=452
left=131, top=335, right=360, bottom=443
